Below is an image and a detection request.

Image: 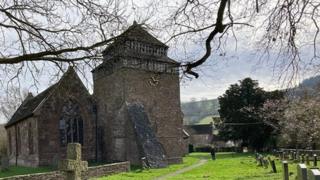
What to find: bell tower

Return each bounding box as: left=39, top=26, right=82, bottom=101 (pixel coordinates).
left=92, top=22, right=183, bottom=164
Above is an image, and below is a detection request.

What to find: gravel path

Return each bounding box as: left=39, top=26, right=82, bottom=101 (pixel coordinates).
left=154, top=159, right=208, bottom=180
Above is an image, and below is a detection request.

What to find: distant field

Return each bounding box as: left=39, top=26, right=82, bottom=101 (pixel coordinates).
left=181, top=99, right=219, bottom=125
left=197, top=115, right=213, bottom=124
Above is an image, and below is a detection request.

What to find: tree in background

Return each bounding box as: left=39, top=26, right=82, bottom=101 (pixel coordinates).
left=218, top=78, right=284, bottom=151
left=267, top=96, right=320, bottom=149
left=0, top=86, right=28, bottom=122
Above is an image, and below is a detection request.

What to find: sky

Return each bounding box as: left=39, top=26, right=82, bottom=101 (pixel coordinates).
left=1, top=0, right=319, bottom=123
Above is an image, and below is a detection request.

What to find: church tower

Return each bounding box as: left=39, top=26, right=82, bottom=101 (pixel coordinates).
left=92, top=22, right=183, bottom=165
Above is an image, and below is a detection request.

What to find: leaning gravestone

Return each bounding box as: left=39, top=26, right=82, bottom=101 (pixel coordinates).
left=283, top=161, right=289, bottom=180
left=267, top=157, right=277, bottom=173
left=297, top=164, right=307, bottom=180
left=309, top=169, right=320, bottom=180
left=59, top=143, right=88, bottom=180
left=0, top=156, right=9, bottom=171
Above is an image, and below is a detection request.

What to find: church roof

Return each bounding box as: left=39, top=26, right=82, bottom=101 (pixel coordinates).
left=102, top=22, right=168, bottom=55
left=5, top=84, right=57, bottom=128
left=116, top=22, right=167, bottom=47
left=5, top=67, right=82, bottom=128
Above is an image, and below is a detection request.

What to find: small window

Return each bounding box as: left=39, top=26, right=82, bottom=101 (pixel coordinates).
left=28, top=123, right=34, bottom=154
left=8, top=130, right=11, bottom=155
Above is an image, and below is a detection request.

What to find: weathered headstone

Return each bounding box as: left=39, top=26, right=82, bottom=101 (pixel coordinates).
left=0, top=156, right=9, bottom=171
left=301, top=154, right=305, bottom=163
left=309, top=169, right=320, bottom=180
left=258, top=156, right=263, bottom=166
left=59, top=143, right=88, bottom=180
left=283, top=161, right=289, bottom=180
left=270, top=160, right=277, bottom=173
left=314, top=154, right=318, bottom=167
left=297, top=164, right=307, bottom=180
left=279, top=151, right=283, bottom=160
left=263, top=158, right=269, bottom=169
left=291, top=151, right=294, bottom=160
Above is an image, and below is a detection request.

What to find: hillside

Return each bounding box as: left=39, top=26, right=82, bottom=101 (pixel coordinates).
left=288, top=75, right=320, bottom=98
left=181, top=99, right=219, bottom=125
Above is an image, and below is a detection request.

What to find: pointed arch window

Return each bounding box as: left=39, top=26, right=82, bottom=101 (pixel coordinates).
left=59, top=100, right=84, bottom=146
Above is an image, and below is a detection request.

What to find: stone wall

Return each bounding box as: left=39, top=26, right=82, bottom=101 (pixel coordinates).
left=0, top=161, right=130, bottom=180
left=189, top=134, right=213, bottom=147
left=36, top=70, right=97, bottom=166
left=93, top=67, right=184, bottom=165
left=6, top=117, right=39, bottom=167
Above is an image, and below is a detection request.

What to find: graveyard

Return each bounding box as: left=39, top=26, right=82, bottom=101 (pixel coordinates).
left=2, top=149, right=319, bottom=179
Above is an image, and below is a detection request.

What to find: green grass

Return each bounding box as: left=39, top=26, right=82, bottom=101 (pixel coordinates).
left=197, top=116, right=213, bottom=124
left=0, top=166, right=54, bottom=178
left=101, top=152, right=300, bottom=180
left=98, top=154, right=200, bottom=180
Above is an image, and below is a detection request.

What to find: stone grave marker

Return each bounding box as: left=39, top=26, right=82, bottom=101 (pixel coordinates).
left=291, top=151, right=294, bottom=160
left=297, top=164, right=307, bottom=180
left=263, top=158, right=269, bottom=169
left=301, top=154, right=305, bottom=163
left=270, top=160, right=277, bottom=173
left=58, top=143, right=88, bottom=180
left=0, top=156, right=9, bottom=171
left=283, top=161, right=289, bottom=180
left=258, top=156, right=263, bottom=166
left=314, top=154, right=318, bottom=167
left=309, top=169, right=320, bottom=180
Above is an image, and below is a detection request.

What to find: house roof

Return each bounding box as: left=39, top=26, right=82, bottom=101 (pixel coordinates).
left=184, top=124, right=213, bottom=135
left=5, top=67, right=81, bottom=128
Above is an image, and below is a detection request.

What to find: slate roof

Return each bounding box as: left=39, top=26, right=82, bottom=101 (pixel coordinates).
left=184, top=124, right=213, bottom=135
left=116, top=21, right=168, bottom=47
left=5, top=67, right=82, bottom=128
left=5, top=84, right=57, bottom=128
left=102, top=22, right=168, bottom=55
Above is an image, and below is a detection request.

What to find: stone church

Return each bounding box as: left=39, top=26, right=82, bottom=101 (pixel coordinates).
left=5, top=22, right=184, bottom=167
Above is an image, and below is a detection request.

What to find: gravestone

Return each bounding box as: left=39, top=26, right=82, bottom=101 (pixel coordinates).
left=263, top=158, right=269, bottom=169
left=269, top=159, right=277, bottom=173
left=309, top=169, right=320, bottom=180
left=58, top=143, right=88, bottom=180
left=297, top=164, right=307, bottom=180
left=307, top=155, right=310, bottom=165
left=127, top=103, right=168, bottom=168
left=258, top=156, right=263, bottom=166
left=0, top=156, right=9, bottom=171
left=283, top=161, right=289, bottom=180
left=314, top=154, right=318, bottom=167
left=301, top=155, right=305, bottom=163
left=291, top=151, right=294, bottom=160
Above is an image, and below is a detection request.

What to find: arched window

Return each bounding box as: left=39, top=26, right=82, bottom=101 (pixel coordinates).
left=59, top=100, right=84, bottom=146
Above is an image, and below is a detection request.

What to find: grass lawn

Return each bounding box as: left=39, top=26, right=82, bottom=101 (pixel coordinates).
left=0, top=166, right=54, bottom=178
left=100, top=152, right=300, bottom=180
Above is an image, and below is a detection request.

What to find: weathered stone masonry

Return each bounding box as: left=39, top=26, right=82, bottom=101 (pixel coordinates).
left=5, top=22, right=184, bottom=167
